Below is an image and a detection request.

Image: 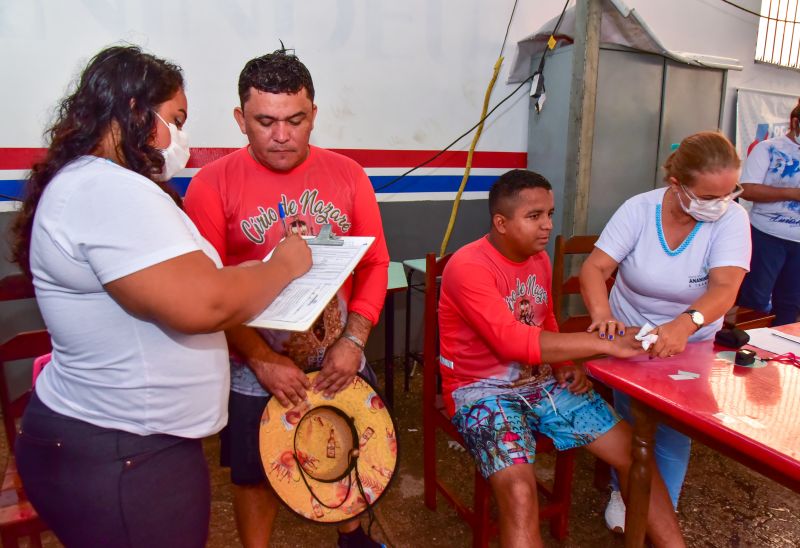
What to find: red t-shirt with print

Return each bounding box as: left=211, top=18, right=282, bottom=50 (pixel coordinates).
left=185, top=145, right=388, bottom=323
left=184, top=146, right=389, bottom=374
left=438, top=236, right=565, bottom=416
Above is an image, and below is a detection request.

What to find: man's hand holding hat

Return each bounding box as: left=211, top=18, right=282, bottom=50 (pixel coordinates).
left=314, top=312, right=372, bottom=398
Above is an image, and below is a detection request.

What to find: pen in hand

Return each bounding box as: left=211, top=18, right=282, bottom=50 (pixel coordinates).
left=278, top=202, right=288, bottom=236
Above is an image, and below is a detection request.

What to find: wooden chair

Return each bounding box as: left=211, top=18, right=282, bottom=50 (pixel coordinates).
left=723, top=306, right=775, bottom=330
left=421, top=253, right=576, bottom=547
left=552, top=235, right=618, bottom=489
left=552, top=234, right=616, bottom=332
left=0, top=274, right=50, bottom=548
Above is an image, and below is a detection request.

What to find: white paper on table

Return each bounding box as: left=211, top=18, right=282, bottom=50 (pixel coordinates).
left=247, top=236, right=375, bottom=332
left=745, top=327, right=800, bottom=355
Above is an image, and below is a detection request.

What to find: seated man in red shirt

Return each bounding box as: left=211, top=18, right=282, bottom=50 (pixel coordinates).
left=439, top=169, right=684, bottom=547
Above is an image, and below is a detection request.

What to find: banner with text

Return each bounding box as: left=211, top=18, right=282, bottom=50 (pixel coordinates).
left=736, top=88, right=798, bottom=160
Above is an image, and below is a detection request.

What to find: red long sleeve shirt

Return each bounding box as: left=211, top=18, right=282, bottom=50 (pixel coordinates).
left=184, top=146, right=388, bottom=375
left=438, top=236, right=564, bottom=415
left=185, top=146, right=388, bottom=325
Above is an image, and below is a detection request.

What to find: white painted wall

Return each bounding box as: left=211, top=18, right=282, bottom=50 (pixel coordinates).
left=0, top=0, right=551, bottom=153
left=0, top=0, right=797, bottom=152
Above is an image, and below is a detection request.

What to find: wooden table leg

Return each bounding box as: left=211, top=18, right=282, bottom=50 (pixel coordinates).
left=403, top=269, right=415, bottom=392
left=383, top=292, right=395, bottom=409
left=625, top=398, right=657, bottom=548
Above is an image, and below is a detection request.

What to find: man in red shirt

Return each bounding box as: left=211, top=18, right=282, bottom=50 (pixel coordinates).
left=439, top=169, right=684, bottom=547
left=184, top=50, right=388, bottom=548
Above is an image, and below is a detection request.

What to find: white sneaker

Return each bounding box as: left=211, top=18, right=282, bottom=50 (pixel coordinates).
left=604, top=490, right=626, bottom=533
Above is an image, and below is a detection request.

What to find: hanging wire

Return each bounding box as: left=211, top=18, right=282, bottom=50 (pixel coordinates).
left=376, top=0, right=572, bottom=194
left=499, top=0, right=520, bottom=58
left=438, top=0, right=572, bottom=256
left=720, top=0, right=800, bottom=23
left=439, top=56, right=505, bottom=257
left=439, top=0, right=521, bottom=256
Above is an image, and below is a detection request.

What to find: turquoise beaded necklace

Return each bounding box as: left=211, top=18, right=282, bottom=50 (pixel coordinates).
left=655, top=204, right=702, bottom=257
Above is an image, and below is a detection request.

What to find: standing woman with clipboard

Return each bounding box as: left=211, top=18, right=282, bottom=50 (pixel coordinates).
left=11, top=45, right=311, bottom=547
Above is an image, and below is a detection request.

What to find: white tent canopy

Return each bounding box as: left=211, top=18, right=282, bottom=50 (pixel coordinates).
left=507, top=0, right=742, bottom=84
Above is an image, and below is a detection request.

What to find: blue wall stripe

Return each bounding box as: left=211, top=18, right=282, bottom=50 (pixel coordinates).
left=0, top=174, right=500, bottom=200
left=0, top=180, right=24, bottom=200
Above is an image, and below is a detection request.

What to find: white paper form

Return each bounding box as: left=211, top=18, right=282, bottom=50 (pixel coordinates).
left=745, top=327, right=800, bottom=355
left=247, top=236, right=375, bottom=332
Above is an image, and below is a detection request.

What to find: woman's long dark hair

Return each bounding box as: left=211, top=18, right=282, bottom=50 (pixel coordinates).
left=12, top=45, right=184, bottom=277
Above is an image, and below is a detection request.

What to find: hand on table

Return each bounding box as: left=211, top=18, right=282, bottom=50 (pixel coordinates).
left=252, top=354, right=310, bottom=407
left=554, top=364, right=593, bottom=394
left=605, top=329, right=647, bottom=359
left=587, top=315, right=627, bottom=340
left=313, top=337, right=362, bottom=398
left=648, top=318, right=694, bottom=359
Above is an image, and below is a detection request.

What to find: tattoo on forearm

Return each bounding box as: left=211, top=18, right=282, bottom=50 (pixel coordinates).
left=345, top=312, right=372, bottom=341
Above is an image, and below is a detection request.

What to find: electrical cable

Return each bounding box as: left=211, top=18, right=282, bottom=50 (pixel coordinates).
left=720, top=0, right=800, bottom=24
left=439, top=1, right=520, bottom=256
left=372, top=74, right=533, bottom=192
left=375, top=0, right=571, bottom=194
left=437, top=0, right=571, bottom=256
left=439, top=56, right=504, bottom=256
left=499, top=0, right=520, bottom=58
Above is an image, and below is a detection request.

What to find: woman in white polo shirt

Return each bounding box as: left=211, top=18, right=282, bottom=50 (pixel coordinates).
left=11, top=46, right=311, bottom=547
left=580, top=131, right=751, bottom=532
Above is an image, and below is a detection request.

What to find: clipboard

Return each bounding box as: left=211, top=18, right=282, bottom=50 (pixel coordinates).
left=246, top=234, right=375, bottom=332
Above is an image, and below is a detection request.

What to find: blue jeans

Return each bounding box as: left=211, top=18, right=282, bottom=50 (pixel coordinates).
left=738, top=225, right=800, bottom=326
left=609, top=390, right=691, bottom=509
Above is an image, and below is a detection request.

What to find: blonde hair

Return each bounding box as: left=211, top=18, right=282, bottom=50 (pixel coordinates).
left=663, top=131, right=740, bottom=186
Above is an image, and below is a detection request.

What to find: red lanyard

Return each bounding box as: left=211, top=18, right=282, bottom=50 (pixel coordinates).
left=769, top=353, right=800, bottom=367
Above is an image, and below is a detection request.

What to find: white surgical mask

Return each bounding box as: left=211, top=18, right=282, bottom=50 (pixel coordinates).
left=154, top=112, right=190, bottom=181
left=677, top=183, right=743, bottom=222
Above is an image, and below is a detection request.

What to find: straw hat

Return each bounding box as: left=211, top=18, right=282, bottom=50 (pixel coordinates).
left=259, top=371, right=398, bottom=524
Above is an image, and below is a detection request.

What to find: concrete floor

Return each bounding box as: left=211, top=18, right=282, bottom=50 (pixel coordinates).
left=7, top=365, right=800, bottom=547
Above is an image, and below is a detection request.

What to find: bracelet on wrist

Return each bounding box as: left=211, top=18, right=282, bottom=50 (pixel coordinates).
left=341, top=332, right=366, bottom=352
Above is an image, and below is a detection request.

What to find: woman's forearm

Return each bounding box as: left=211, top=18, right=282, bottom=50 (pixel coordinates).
left=580, top=262, right=614, bottom=320
left=203, top=260, right=296, bottom=331
left=685, top=283, right=739, bottom=325
left=106, top=249, right=306, bottom=334
left=682, top=267, right=746, bottom=325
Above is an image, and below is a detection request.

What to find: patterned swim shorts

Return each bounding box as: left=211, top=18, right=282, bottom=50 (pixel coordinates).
left=451, top=379, right=619, bottom=478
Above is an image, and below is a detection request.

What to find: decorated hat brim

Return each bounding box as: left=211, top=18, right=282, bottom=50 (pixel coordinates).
left=259, top=370, right=398, bottom=524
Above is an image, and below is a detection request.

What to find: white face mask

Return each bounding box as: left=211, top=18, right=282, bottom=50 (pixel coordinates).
left=154, top=112, right=190, bottom=181
left=677, top=183, right=743, bottom=222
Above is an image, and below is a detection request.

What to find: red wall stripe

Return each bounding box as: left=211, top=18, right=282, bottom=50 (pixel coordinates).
left=0, top=147, right=526, bottom=170
left=0, top=149, right=45, bottom=170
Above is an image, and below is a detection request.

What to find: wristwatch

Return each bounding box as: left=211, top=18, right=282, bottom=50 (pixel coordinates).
left=683, top=309, right=705, bottom=330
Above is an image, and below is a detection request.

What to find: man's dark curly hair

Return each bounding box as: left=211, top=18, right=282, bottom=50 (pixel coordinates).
left=238, top=50, right=314, bottom=107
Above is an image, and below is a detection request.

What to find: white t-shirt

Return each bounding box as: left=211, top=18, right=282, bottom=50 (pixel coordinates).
left=596, top=188, right=751, bottom=342
left=31, top=156, right=229, bottom=438
left=741, top=134, right=800, bottom=242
